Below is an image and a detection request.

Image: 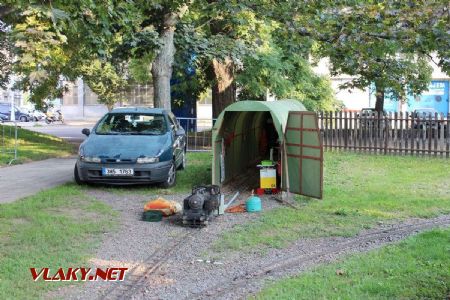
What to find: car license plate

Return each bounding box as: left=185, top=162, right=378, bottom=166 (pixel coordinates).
left=102, top=168, right=134, bottom=176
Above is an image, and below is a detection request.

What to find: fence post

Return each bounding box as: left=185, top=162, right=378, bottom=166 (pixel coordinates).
left=384, top=112, right=388, bottom=155
left=344, top=111, right=348, bottom=150
left=399, top=111, right=403, bottom=155
left=445, top=113, right=450, bottom=158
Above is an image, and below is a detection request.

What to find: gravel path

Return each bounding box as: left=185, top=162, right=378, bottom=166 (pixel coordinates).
left=54, top=189, right=450, bottom=300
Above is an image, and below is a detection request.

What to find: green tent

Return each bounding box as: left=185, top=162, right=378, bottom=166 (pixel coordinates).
left=212, top=100, right=323, bottom=199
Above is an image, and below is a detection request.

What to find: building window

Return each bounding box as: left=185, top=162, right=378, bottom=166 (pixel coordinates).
left=13, top=91, right=21, bottom=106
left=63, top=83, right=78, bottom=105
left=120, top=84, right=153, bottom=106
left=84, top=85, right=99, bottom=105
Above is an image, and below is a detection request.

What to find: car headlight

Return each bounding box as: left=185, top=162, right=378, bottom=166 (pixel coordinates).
left=137, top=157, right=159, bottom=163
left=80, top=156, right=101, bottom=163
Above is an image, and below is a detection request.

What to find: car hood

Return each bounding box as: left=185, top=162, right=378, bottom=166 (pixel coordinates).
left=82, top=133, right=171, bottom=158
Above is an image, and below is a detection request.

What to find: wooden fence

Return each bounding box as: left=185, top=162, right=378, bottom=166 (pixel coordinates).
left=318, top=111, right=450, bottom=157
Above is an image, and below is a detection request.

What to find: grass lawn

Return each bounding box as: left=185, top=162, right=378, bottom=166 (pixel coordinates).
left=0, top=184, right=117, bottom=299
left=0, top=125, right=75, bottom=165
left=257, top=228, right=450, bottom=299
left=216, top=152, right=450, bottom=250
left=96, top=152, right=212, bottom=195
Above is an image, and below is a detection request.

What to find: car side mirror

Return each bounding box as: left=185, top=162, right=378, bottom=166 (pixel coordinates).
left=81, top=128, right=90, bottom=136
left=175, top=128, right=184, bottom=136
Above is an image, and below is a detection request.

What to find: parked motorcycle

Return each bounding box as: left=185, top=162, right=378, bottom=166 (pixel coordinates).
left=29, top=109, right=46, bottom=122
left=45, top=110, right=64, bottom=124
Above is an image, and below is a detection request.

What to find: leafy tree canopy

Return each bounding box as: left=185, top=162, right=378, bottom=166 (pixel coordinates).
left=0, top=0, right=448, bottom=113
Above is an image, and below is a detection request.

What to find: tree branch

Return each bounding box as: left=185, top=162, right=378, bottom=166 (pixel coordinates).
left=426, top=53, right=440, bottom=67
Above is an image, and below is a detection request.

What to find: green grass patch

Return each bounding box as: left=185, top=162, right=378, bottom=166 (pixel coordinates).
left=0, top=125, right=75, bottom=165
left=257, top=228, right=450, bottom=299
left=216, top=152, right=450, bottom=250
left=0, top=184, right=117, bottom=299
left=97, top=152, right=212, bottom=196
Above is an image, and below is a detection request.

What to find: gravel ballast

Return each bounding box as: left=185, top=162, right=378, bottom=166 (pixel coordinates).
left=54, top=189, right=450, bottom=300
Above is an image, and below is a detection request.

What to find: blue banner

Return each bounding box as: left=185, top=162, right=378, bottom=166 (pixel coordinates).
left=406, top=81, right=449, bottom=114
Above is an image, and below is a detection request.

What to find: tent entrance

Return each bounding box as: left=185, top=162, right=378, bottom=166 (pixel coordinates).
left=215, top=111, right=282, bottom=194
left=284, top=112, right=323, bottom=199
left=211, top=100, right=324, bottom=200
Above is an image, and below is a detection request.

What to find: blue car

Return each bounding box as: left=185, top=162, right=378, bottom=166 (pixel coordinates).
left=74, top=107, right=186, bottom=188
left=0, top=112, right=8, bottom=122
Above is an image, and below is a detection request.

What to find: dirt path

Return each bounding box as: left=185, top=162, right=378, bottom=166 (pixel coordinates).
left=55, top=190, right=450, bottom=300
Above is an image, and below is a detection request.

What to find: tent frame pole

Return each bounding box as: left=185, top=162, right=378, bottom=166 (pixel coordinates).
left=282, top=138, right=291, bottom=202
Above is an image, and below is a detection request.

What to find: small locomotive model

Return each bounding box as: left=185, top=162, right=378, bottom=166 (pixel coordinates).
left=182, top=185, right=221, bottom=226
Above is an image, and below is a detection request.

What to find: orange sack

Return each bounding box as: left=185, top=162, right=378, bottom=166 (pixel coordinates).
left=144, top=198, right=182, bottom=216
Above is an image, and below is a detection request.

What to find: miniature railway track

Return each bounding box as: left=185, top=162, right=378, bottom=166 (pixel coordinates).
left=191, top=215, right=450, bottom=299
left=100, top=231, right=194, bottom=300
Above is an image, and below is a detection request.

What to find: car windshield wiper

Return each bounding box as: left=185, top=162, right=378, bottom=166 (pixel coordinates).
left=95, top=131, right=119, bottom=135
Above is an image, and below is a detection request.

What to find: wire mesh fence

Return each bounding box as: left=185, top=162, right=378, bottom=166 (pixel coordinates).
left=319, top=111, right=450, bottom=157
left=177, top=117, right=215, bottom=152
left=0, top=122, right=18, bottom=165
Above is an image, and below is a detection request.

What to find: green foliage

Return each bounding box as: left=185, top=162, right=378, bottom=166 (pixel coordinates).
left=2, top=0, right=449, bottom=110
left=257, top=228, right=450, bottom=299
left=289, top=76, right=344, bottom=111
left=3, top=1, right=139, bottom=106
left=128, top=55, right=154, bottom=84
left=296, top=0, right=448, bottom=100
left=0, top=22, right=12, bottom=88
left=80, top=60, right=127, bottom=110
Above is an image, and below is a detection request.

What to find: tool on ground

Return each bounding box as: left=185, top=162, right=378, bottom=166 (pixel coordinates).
left=218, top=191, right=240, bottom=215
left=225, top=203, right=246, bottom=213
left=182, top=185, right=221, bottom=226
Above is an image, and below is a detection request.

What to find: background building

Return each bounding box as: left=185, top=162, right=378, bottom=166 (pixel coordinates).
left=1, top=58, right=448, bottom=119
left=314, top=58, right=450, bottom=114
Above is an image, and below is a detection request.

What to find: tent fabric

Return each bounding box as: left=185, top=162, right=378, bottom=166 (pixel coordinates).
left=212, top=100, right=308, bottom=187
left=213, top=100, right=306, bottom=142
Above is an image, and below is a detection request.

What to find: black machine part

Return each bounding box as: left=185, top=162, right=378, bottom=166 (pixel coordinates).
left=182, top=185, right=221, bottom=226
left=188, top=194, right=204, bottom=210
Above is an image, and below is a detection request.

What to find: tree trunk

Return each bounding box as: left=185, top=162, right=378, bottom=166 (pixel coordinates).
left=211, top=58, right=236, bottom=118
left=151, top=27, right=175, bottom=110
left=375, top=84, right=385, bottom=112
left=151, top=5, right=189, bottom=110
left=208, top=5, right=236, bottom=118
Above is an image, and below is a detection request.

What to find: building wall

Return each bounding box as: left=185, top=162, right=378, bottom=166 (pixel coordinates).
left=60, top=79, right=154, bottom=119
left=313, top=57, right=450, bottom=113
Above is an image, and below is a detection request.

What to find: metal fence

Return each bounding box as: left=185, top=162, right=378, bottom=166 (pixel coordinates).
left=319, top=111, right=450, bottom=157
left=177, top=117, right=215, bottom=152
left=0, top=122, right=18, bottom=165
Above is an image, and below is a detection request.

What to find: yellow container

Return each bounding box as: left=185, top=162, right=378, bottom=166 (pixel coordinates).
left=260, top=168, right=276, bottom=189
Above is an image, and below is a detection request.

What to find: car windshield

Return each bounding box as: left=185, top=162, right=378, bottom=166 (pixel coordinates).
left=95, top=113, right=167, bottom=135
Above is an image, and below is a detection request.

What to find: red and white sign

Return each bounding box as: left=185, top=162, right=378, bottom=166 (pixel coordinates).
left=30, top=267, right=128, bottom=281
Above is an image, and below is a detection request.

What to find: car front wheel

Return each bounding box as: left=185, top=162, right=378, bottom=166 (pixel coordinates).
left=74, top=165, right=85, bottom=185
left=161, top=160, right=176, bottom=188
